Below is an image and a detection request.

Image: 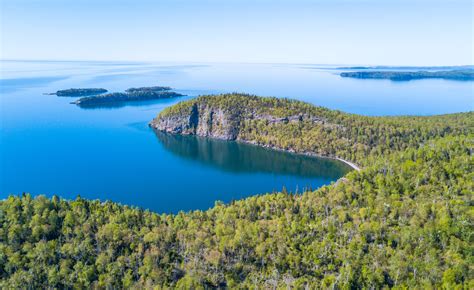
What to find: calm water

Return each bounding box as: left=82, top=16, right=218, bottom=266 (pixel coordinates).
left=1, top=61, right=473, bottom=213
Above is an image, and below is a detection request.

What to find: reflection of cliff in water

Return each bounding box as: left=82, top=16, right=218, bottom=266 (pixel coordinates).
left=153, top=130, right=352, bottom=180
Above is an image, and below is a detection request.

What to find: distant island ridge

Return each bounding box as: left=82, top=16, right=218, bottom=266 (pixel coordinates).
left=337, top=65, right=474, bottom=70
left=340, top=69, right=474, bottom=81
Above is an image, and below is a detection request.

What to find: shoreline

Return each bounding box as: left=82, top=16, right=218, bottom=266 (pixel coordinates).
left=150, top=125, right=362, bottom=172
left=334, top=157, right=361, bottom=171
left=237, top=139, right=362, bottom=172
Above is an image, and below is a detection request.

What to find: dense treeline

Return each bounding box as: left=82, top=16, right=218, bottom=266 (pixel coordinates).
left=160, top=94, right=473, bottom=166
left=73, top=91, right=183, bottom=107
left=53, top=88, right=108, bottom=97
left=340, top=69, right=474, bottom=81
left=1, top=136, right=472, bottom=288
left=1, top=94, right=473, bottom=288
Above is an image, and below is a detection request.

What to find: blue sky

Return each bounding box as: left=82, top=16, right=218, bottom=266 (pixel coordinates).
left=1, top=0, right=472, bottom=65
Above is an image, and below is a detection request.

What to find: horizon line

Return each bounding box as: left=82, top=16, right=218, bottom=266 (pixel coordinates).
left=1, top=58, right=473, bottom=68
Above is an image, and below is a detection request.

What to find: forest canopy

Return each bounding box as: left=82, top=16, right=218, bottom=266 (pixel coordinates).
left=1, top=94, right=473, bottom=288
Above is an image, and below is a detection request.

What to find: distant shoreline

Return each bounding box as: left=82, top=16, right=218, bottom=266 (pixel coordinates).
left=337, top=65, right=474, bottom=70
left=340, top=69, right=474, bottom=81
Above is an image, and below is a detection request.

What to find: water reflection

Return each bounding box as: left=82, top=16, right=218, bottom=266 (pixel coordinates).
left=0, top=76, right=69, bottom=93
left=154, top=130, right=352, bottom=180
left=75, top=96, right=187, bottom=110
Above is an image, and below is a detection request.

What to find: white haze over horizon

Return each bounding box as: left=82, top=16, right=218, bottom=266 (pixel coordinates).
left=1, top=0, right=473, bottom=66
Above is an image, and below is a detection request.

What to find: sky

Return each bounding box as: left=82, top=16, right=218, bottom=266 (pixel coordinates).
left=1, top=0, right=473, bottom=65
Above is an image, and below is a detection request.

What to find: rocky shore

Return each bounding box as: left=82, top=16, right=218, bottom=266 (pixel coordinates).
left=149, top=94, right=360, bottom=171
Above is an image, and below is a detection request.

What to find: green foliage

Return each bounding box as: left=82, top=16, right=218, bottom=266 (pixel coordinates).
left=159, top=94, right=473, bottom=166
left=340, top=69, right=474, bottom=81
left=1, top=135, right=472, bottom=288
left=1, top=94, right=473, bottom=288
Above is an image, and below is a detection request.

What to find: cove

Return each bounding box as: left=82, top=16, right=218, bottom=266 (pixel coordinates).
left=1, top=61, right=473, bottom=213
left=154, top=130, right=352, bottom=180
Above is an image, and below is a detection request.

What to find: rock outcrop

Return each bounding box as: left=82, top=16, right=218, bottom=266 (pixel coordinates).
left=151, top=102, right=242, bottom=140
left=150, top=94, right=326, bottom=141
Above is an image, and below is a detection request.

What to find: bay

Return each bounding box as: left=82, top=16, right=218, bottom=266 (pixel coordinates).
left=1, top=61, right=472, bottom=212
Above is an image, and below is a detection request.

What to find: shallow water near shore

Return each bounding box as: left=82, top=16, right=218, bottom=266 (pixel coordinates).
left=1, top=61, right=472, bottom=213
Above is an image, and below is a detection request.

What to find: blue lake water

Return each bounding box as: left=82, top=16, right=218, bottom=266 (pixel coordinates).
left=1, top=61, right=473, bottom=213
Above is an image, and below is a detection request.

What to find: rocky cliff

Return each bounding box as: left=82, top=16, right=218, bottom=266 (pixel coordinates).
left=149, top=94, right=325, bottom=141
left=149, top=93, right=472, bottom=171
left=151, top=102, right=241, bottom=140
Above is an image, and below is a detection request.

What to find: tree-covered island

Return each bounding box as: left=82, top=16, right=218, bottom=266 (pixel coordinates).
left=48, top=88, right=108, bottom=96
left=340, top=69, right=474, bottom=81
left=71, top=86, right=184, bottom=107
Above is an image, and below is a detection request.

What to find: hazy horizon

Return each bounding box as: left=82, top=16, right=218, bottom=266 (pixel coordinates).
left=1, top=59, right=473, bottom=67
left=1, top=0, right=472, bottom=66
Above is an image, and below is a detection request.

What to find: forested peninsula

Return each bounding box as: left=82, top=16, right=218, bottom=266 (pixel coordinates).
left=1, top=94, right=472, bottom=288
left=152, top=94, right=472, bottom=167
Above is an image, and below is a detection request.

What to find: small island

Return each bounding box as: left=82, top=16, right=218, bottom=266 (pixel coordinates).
left=48, top=88, right=108, bottom=96
left=71, top=86, right=185, bottom=107
left=125, top=86, right=172, bottom=93
left=340, top=69, right=474, bottom=81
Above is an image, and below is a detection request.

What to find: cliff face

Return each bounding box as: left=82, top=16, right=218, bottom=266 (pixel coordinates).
left=150, top=99, right=329, bottom=143
left=150, top=103, right=242, bottom=140
left=150, top=94, right=335, bottom=144
left=151, top=93, right=474, bottom=171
